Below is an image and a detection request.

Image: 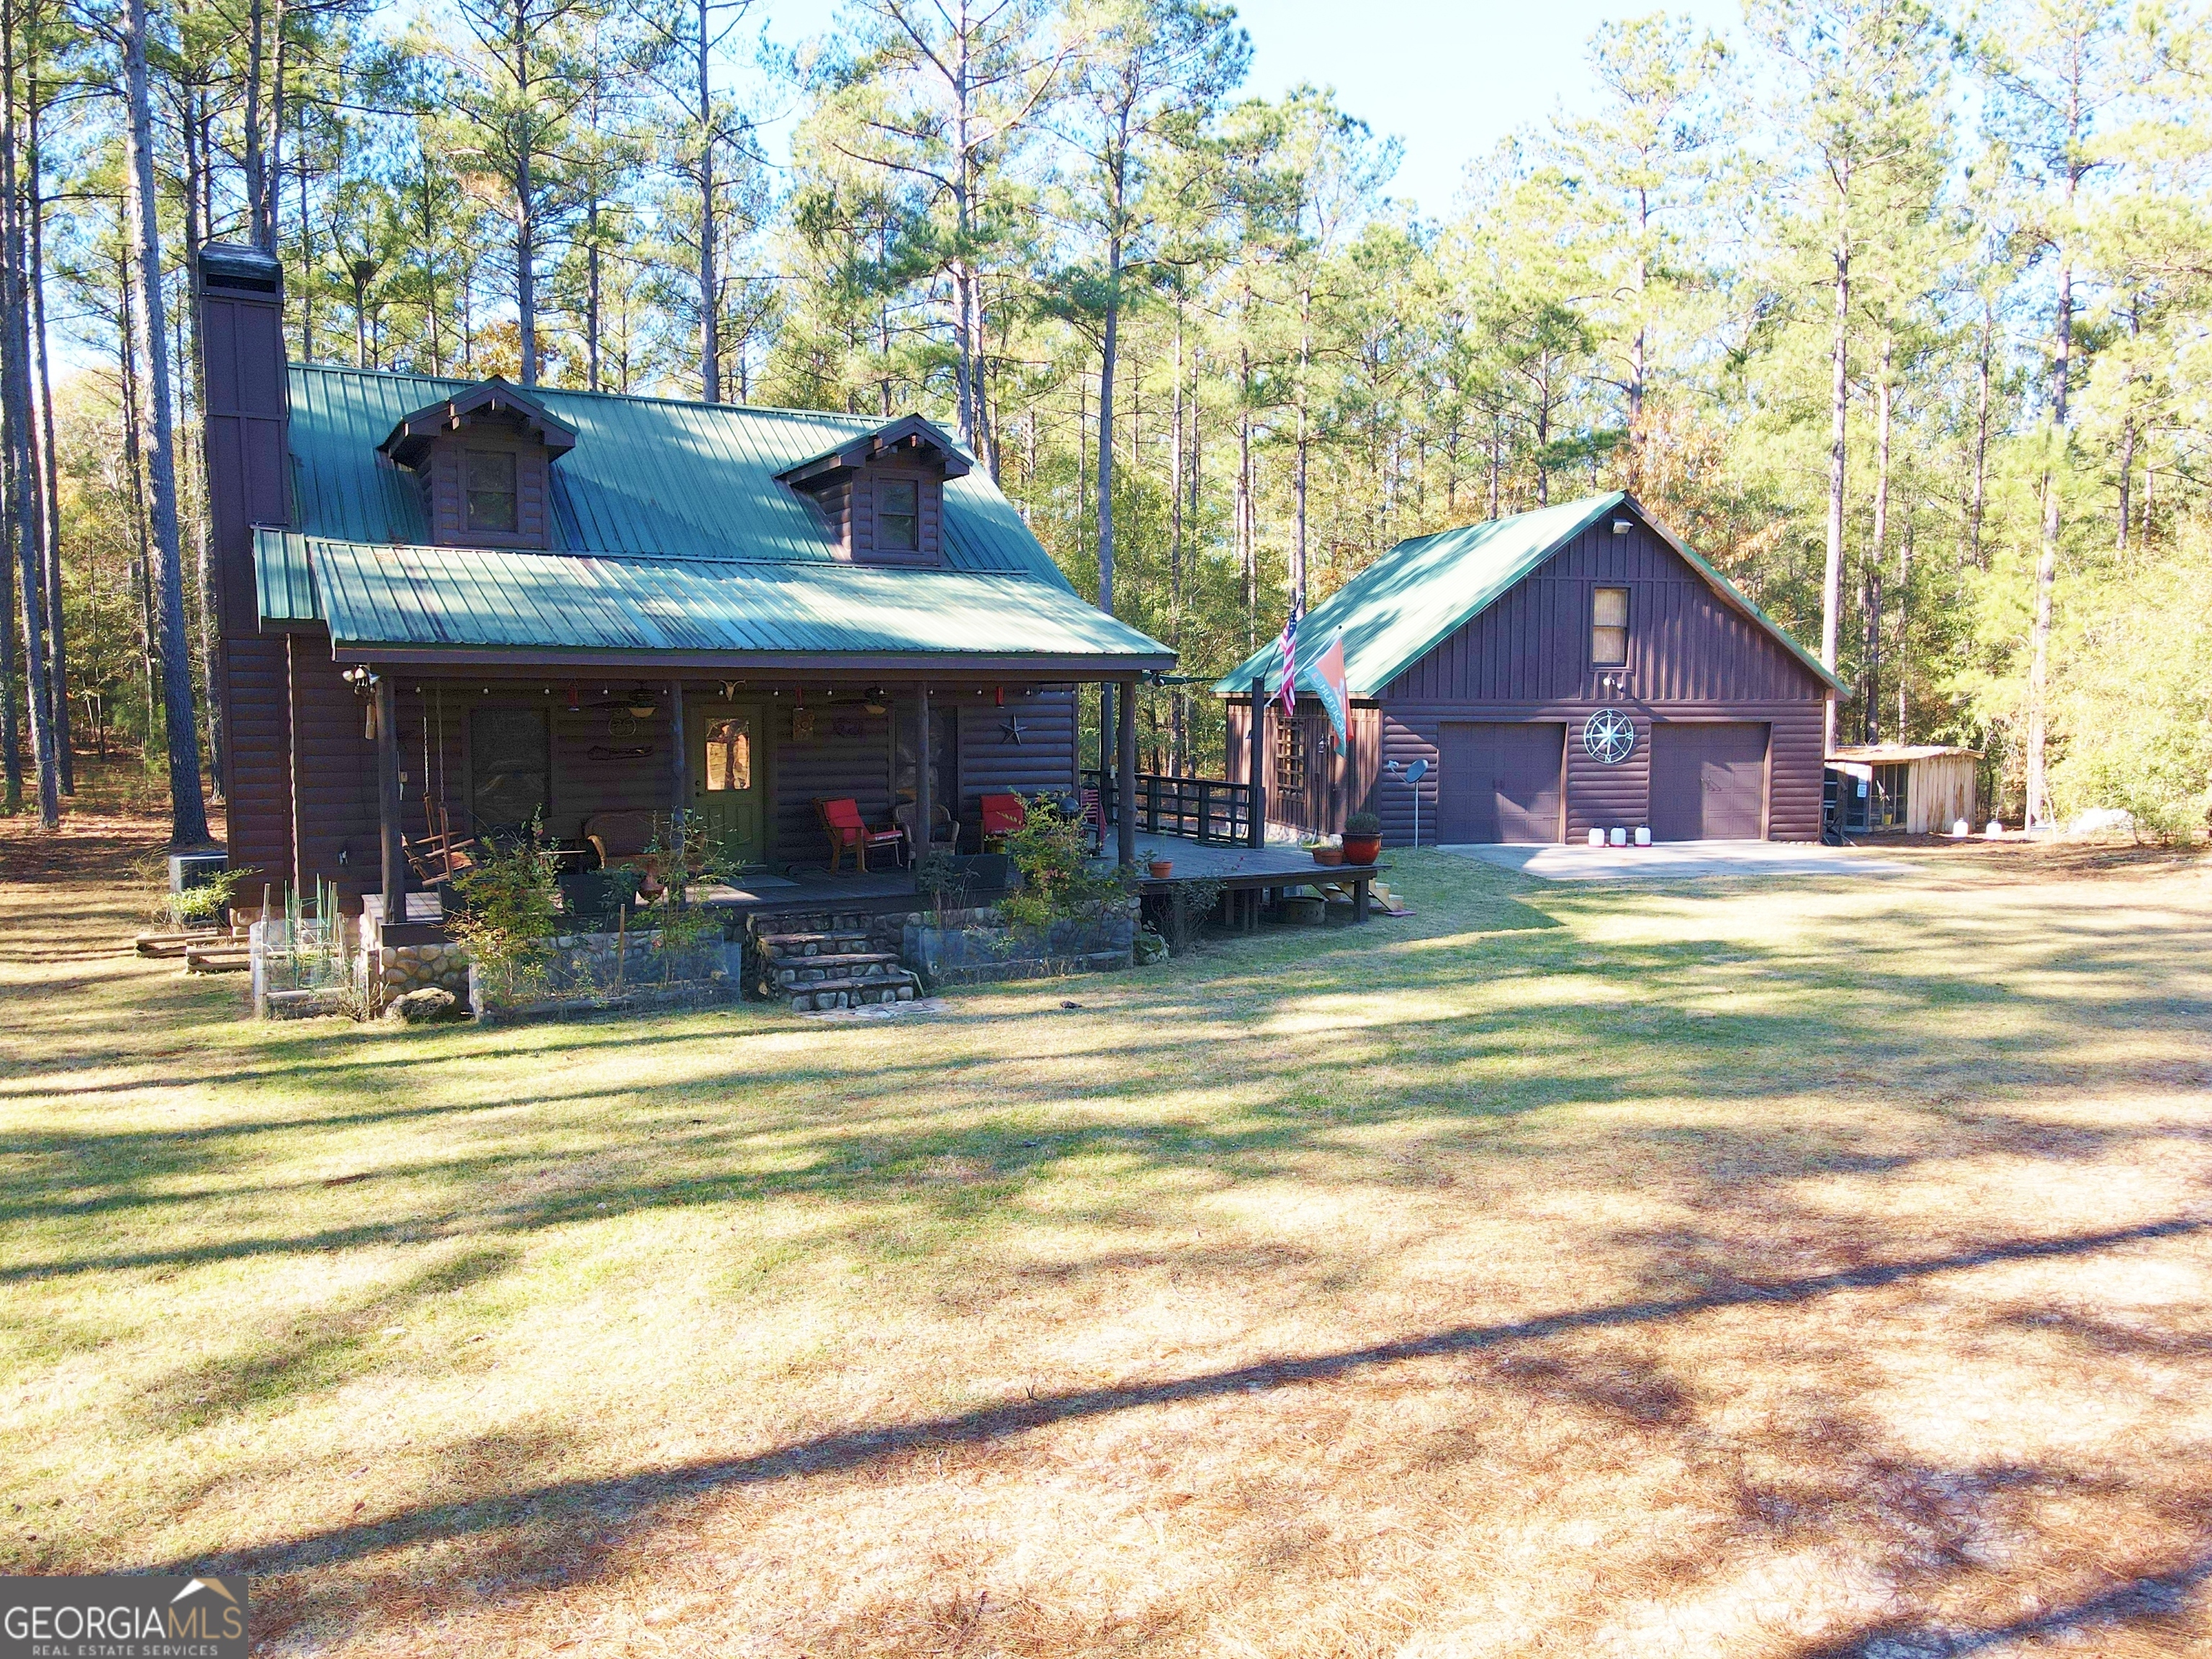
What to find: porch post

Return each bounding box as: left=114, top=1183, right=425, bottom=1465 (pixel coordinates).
left=1248, top=677, right=1267, bottom=850
left=914, top=680, right=932, bottom=866
left=375, top=671, right=405, bottom=920
left=668, top=680, right=688, bottom=876
left=1117, top=674, right=1138, bottom=867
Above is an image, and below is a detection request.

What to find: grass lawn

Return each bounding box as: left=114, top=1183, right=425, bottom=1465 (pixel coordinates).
left=5, top=772, right=2211, bottom=1656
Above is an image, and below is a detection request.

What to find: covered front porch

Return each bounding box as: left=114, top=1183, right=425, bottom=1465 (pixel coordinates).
left=352, top=665, right=1151, bottom=919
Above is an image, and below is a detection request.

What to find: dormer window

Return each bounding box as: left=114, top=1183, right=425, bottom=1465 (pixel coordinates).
left=377, top=378, right=575, bottom=550
left=466, top=450, right=518, bottom=534
left=878, top=480, right=920, bottom=552
left=775, top=413, right=971, bottom=567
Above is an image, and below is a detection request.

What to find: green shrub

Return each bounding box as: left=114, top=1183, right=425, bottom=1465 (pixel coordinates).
left=449, top=832, right=560, bottom=1000
left=1344, top=810, right=1382, bottom=839
left=997, top=796, right=1133, bottom=936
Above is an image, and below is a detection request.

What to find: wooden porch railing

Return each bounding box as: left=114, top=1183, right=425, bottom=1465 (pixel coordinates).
left=1081, top=770, right=1252, bottom=845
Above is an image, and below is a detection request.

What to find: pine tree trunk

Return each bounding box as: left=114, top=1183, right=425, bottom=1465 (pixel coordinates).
left=2024, top=256, right=2070, bottom=832
left=696, top=0, right=718, bottom=403
left=123, top=0, right=211, bottom=845
left=2, top=0, right=58, bottom=826
left=24, top=28, right=67, bottom=792
left=1821, top=209, right=1851, bottom=759
left=1095, top=230, right=1119, bottom=615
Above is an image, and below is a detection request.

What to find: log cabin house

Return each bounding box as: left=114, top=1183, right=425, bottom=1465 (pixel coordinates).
left=194, top=243, right=1175, bottom=928
left=1216, top=495, right=1844, bottom=846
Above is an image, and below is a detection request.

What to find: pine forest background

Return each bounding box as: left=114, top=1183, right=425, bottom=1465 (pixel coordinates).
left=3, top=0, right=2210, bottom=843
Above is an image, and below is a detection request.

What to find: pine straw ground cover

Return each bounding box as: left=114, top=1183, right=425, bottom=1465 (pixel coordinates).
left=3, top=794, right=2211, bottom=1658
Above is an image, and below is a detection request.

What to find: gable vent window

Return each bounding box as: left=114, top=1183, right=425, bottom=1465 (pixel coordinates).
left=878, top=479, right=920, bottom=552
left=1592, top=585, right=1629, bottom=667
left=466, top=449, right=518, bottom=534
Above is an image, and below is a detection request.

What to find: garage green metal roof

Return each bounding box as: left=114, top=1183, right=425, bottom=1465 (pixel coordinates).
left=286, top=363, right=1064, bottom=580
left=1214, top=493, right=1843, bottom=697
left=256, top=531, right=1173, bottom=669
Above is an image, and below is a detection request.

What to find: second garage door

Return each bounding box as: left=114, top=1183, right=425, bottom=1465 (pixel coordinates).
left=1650, top=722, right=1769, bottom=840
left=1438, top=722, right=1565, bottom=842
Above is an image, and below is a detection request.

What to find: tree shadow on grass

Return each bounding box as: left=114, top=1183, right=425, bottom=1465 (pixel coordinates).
left=1794, top=1548, right=2212, bottom=1657
left=149, top=1212, right=2204, bottom=1588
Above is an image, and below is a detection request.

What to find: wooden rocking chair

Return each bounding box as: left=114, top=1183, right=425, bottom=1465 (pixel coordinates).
left=404, top=799, right=481, bottom=889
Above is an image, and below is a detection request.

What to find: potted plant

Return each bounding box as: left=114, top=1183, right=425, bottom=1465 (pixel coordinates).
left=1145, top=848, right=1174, bottom=878
left=1341, top=811, right=1382, bottom=866
left=1309, top=837, right=1344, bottom=867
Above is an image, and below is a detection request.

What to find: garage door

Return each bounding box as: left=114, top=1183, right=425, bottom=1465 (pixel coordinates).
left=1650, top=722, right=1769, bottom=840
left=1438, top=722, right=1565, bottom=842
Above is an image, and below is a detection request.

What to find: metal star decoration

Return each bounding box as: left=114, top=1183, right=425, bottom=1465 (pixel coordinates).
left=999, top=714, right=1028, bottom=745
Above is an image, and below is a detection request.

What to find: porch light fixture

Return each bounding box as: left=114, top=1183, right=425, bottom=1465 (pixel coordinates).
left=1612, top=519, right=1631, bottom=534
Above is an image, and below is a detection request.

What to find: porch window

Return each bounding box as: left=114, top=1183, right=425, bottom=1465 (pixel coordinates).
left=469, top=707, right=548, bottom=837
left=1275, top=720, right=1306, bottom=795
left=1592, top=586, right=1629, bottom=666
left=878, top=480, right=920, bottom=552
left=466, top=449, right=518, bottom=534
left=705, top=716, right=752, bottom=791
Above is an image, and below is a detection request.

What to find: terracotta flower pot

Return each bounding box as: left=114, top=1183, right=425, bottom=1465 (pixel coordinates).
left=1342, top=836, right=1382, bottom=866
left=1311, top=845, right=1344, bottom=867
left=1148, top=860, right=1174, bottom=878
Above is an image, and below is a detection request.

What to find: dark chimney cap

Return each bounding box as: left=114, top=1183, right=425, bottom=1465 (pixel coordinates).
left=196, top=243, right=284, bottom=297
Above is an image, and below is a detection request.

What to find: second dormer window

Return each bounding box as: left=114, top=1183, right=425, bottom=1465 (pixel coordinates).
left=878, top=479, right=920, bottom=552
left=466, top=449, right=518, bottom=534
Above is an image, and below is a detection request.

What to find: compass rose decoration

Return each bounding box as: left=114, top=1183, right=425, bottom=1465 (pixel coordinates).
left=1583, top=708, right=1637, bottom=765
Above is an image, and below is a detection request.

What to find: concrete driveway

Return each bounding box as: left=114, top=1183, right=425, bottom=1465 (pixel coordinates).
left=1444, top=840, right=1917, bottom=881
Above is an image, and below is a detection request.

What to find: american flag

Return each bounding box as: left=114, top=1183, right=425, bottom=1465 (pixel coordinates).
left=1274, top=598, right=1303, bottom=719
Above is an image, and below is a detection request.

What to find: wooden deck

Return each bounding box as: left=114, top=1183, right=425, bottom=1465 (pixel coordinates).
left=367, top=833, right=1383, bottom=931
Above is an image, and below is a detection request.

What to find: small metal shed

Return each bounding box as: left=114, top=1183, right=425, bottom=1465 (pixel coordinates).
left=1825, top=744, right=1979, bottom=834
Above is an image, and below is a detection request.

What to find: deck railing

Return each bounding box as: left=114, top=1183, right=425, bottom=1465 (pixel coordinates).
left=1081, top=770, right=1252, bottom=845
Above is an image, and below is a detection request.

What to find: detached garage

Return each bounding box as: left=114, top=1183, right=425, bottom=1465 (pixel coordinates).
left=1219, top=493, right=1843, bottom=845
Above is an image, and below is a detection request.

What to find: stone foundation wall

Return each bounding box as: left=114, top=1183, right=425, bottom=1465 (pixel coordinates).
left=902, top=904, right=1136, bottom=989
left=374, top=941, right=472, bottom=1007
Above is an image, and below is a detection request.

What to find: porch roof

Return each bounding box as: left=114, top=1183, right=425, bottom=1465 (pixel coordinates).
left=256, top=530, right=1175, bottom=672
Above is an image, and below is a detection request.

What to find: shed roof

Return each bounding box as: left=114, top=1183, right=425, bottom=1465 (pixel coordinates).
left=1827, top=744, right=1979, bottom=763
left=1213, top=493, right=1843, bottom=698
left=256, top=531, right=1173, bottom=671
left=285, top=363, right=1061, bottom=580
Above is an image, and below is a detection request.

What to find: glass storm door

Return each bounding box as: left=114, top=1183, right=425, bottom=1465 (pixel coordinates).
left=693, top=708, right=765, bottom=866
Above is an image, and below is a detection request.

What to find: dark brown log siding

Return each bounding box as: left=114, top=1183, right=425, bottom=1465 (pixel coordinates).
left=955, top=685, right=1079, bottom=817
left=1223, top=699, right=1380, bottom=840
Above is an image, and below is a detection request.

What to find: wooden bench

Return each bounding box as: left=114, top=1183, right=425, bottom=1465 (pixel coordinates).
left=582, top=810, right=666, bottom=880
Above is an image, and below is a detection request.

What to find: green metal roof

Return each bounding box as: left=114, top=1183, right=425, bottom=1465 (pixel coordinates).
left=269, top=362, right=1174, bottom=667
left=1215, top=493, right=1843, bottom=697
left=257, top=531, right=1173, bottom=668
left=286, top=362, right=1063, bottom=580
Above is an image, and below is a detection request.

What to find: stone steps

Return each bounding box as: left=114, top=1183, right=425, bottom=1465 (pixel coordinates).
left=781, top=976, right=920, bottom=1012
left=745, top=909, right=924, bottom=1010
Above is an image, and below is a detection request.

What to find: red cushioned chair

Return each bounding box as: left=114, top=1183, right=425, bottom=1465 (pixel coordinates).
left=979, top=793, right=1027, bottom=852
left=815, top=796, right=904, bottom=874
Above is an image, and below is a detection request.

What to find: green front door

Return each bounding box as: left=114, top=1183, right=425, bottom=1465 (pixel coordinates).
left=692, top=706, right=766, bottom=867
